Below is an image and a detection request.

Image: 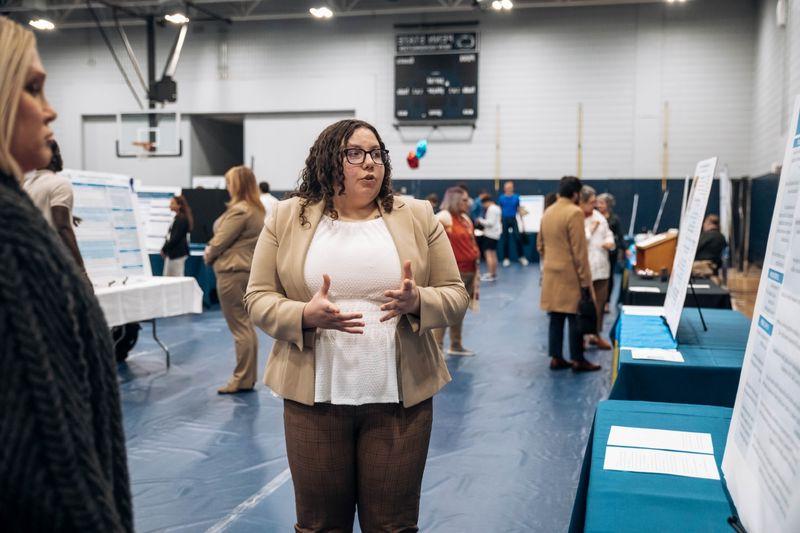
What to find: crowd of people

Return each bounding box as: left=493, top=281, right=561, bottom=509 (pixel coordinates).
left=0, top=14, right=665, bottom=532
left=421, top=177, right=626, bottom=367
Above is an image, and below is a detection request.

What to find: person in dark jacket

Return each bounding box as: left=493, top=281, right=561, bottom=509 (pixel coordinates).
left=0, top=16, right=132, bottom=531
left=694, top=214, right=727, bottom=275
left=161, top=194, right=193, bottom=276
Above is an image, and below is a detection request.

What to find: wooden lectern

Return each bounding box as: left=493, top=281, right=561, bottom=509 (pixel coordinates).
left=636, top=231, right=678, bottom=274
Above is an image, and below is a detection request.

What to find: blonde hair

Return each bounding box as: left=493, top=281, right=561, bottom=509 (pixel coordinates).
left=440, top=186, right=466, bottom=214
left=0, top=17, right=36, bottom=181
left=225, top=165, right=265, bottom=215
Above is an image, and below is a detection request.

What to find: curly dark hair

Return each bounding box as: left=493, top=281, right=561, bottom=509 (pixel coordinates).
left=289, top=119, right=393, bottom=226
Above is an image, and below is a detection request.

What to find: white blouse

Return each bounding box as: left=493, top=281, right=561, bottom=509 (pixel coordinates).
left=304, top=215, right=402, bottom=405
left=585, top=209, right=615, bottom=281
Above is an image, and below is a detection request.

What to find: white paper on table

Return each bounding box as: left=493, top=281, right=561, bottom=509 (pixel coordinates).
left=622, top=305, right=665, bottom=317
left=629, top=286, right=661, bottom=293
left=604, top=446, right=720, bottom=480
left=689, top=283, right=712, bottom=289
left=608, top=426, right=712, bottom=454
left=630, top=348, right=685, bottom=363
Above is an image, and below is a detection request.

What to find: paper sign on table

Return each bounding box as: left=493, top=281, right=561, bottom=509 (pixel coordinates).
left=604, top=446, right=720, bottom=480
left=622, top=305, right=664, bottom=317
left=630, top=348, right=685, bottom=363
left=629, top=286, right=661, bottom=293
left=608, top=426, right=713, bottom=454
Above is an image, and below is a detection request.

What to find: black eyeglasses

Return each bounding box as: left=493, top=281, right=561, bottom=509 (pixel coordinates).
left=342, top=147, right=390, bottom=165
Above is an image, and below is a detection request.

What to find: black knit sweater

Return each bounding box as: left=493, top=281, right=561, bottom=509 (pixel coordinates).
left=0, top=171, right=133, bottom=532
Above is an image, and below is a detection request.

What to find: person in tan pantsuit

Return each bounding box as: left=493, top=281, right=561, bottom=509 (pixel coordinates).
left=537, top=176, right=601, bottom=372
left=204, top=166, right=265, bottom=394
left=244, top=119, right=469, bottom=532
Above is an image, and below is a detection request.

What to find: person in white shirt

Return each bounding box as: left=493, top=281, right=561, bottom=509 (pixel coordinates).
left=23, top=139, right=86, bottom=276
left=258, top=181, right=279, bottom=222
left=477, top=193, right=502, bottom=281
left=579, top=186, right=615, bottom=350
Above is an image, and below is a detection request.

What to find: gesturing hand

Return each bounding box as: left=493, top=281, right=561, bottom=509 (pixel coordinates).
left=380, top=260, right=421, bottom=322
left=302, top=274, right=365, bottom=334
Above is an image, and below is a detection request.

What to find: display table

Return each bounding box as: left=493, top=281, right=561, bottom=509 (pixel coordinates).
left=569, top=401, right=737, bottom=533
left=149, top=252, right=217, bottom=307
left=612, top=307, right=750, bottom=383
left=94, top=276, right=203, bottom=366
left=610, top=347, right=744, bottom=407
left=622, top=272, right=732, bottom=309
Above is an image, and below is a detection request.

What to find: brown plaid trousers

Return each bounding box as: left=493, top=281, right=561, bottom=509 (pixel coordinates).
left=283, top=398, right=433, bottom=532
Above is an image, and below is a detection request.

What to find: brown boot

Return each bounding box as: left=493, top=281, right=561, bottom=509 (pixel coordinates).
left=572, top=360, right=602, bottom=372
left=550, top=357, right=572, bottom=370
left=594, top=337, right=612, bottom=350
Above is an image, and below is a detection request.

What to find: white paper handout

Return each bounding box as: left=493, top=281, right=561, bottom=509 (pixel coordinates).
left=630, top=348, right=685, bottom=363
left=604, top=446, right=720, bottom=480
left=622, top=305, right=665, bottom=317
left=608, top=426, right=712, bottom=454
left=628, top=286, right=661, bottom=293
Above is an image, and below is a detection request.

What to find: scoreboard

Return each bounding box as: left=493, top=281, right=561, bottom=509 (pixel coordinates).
left=394, top=32, right=479, bottom=123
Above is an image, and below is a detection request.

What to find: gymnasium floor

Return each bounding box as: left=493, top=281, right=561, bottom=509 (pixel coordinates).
left=120, top=266, right=615, bottom=532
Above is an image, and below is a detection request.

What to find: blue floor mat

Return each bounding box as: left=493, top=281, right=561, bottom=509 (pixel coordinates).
left=120, top=266, right=614, bottom=532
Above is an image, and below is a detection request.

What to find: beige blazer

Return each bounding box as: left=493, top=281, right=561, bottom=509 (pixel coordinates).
left=206, top=201, right=264, bottom=274
left=537, top=197, right=592, bottom=314
left=244, top=196, right=469, bottom=407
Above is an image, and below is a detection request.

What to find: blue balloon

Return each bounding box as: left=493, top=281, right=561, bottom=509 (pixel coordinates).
left=415, top=139, right=428, bottom=158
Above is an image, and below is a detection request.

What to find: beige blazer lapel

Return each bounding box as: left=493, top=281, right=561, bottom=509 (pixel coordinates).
left=380, top=197, right=421, bottom=284
left=286, top=200, right=325, bottom=301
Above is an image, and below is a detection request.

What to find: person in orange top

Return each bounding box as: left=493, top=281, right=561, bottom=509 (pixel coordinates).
left=434, top=186, right=480, bottom=356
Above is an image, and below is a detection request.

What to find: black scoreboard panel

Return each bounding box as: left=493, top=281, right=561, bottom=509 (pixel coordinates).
left=394, top=52, right=478, bottom=122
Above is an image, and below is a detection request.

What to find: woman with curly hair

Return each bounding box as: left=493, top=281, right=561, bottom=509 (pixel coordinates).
left=244, top=119, right=469, bottom=531
left=0, top=16, right=132, bottom=531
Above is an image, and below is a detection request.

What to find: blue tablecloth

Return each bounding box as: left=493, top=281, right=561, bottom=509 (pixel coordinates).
left=611, top=309, right=750, bottom=405
left=610, top=347, right=745, bottom=407
left=569, top=400, right=737, bottom=533
left=615, top=308, right=751, bottom=350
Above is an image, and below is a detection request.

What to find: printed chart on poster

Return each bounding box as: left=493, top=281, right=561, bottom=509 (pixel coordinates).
left=136, top=185, right=179, bottom=253
left=722, top=98, right=800, bottom=533
left=662, top=156, right=718, bottom=339
left=64, top=169, right=151, bottom=284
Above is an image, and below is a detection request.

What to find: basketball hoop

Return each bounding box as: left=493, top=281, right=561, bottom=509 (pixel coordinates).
left=131, top=140, right=156, bottom=160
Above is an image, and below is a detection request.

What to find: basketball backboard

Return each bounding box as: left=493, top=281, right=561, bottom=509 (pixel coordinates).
left=117, top=111, right=182, bottom=158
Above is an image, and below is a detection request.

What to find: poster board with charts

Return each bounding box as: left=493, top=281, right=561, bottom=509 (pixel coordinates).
left=661, top=156, right=718, bottom=339
left=721, top=97, right=800, bottom=533
left=64, top=169, right=151, bottom=285
left=135, top=185, right=180, bottom=253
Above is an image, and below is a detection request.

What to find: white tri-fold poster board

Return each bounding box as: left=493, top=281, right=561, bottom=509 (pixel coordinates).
left=518, top=195, right=545, bottom=233
left=64, top=169, right=151, bottom=284
left=722, top=98, right=800, bottom=533
left=662, top=156, right=718, bottom=339
left=136, top=185, right=180, bottom=253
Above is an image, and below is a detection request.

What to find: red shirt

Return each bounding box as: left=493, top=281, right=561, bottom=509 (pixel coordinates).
left=445, top=213, right=479, bottom=272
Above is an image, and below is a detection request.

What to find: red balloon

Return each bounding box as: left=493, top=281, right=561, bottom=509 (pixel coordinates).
left=406, top=151, right=420, bottom=169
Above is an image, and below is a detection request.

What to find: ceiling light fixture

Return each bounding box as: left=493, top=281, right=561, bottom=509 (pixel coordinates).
left=165, top=13, right=190, bottom=25
left=29, top=18, right=55, bottom=31
left=492, top=0, right=513, bottom=10
left=309, top=7, right=334, bottom=19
